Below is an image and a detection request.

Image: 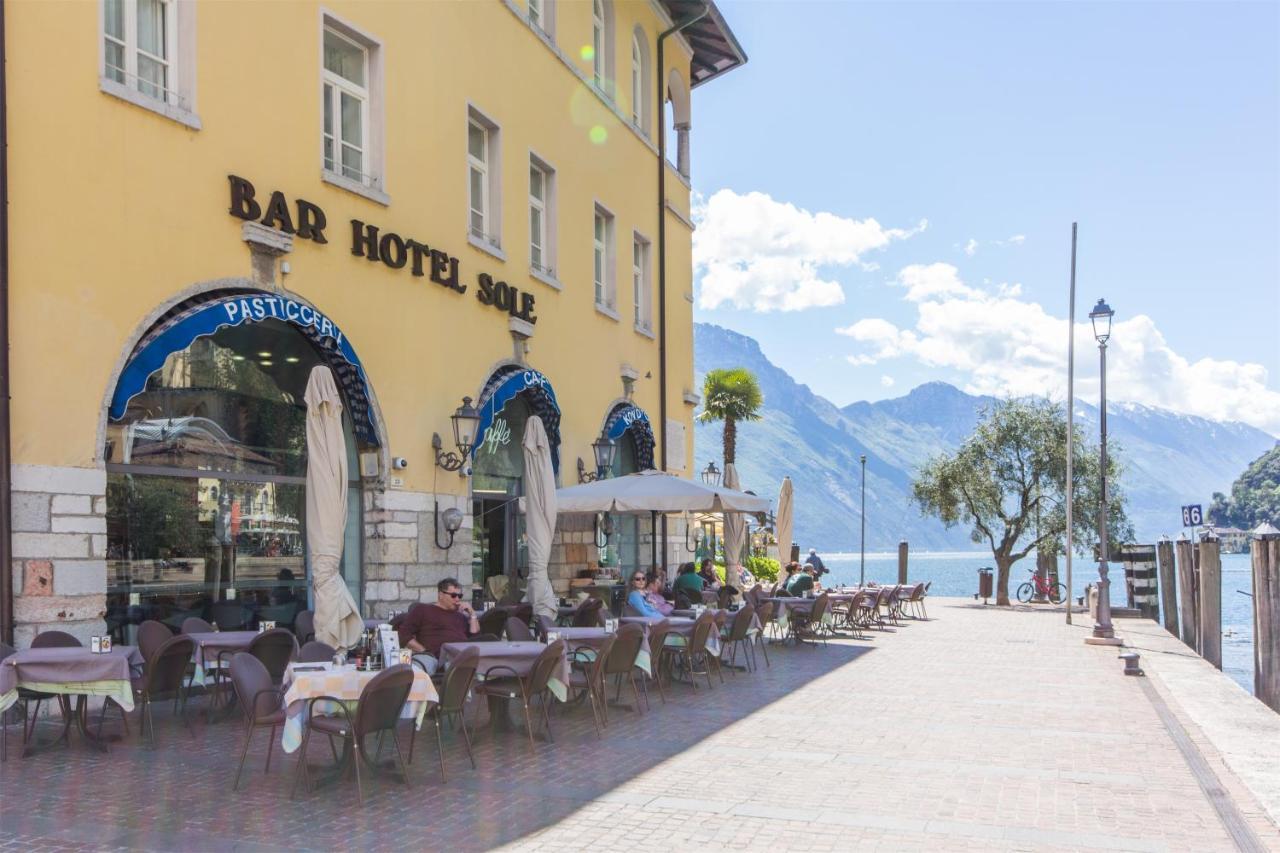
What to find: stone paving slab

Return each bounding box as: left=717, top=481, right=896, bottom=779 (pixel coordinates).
left=1, top=597, right=1276, bottom=851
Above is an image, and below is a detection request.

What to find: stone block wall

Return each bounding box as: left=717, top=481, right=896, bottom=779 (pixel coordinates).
left=547, top=513, right=599, bottom=595
left=10, top=464, right=108, bottom=646
left=362, top=488, right=473, bottom=619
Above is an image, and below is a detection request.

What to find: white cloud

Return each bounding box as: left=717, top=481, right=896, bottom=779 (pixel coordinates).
left=1005, top=234, right=1026, bottom=245
left=963, top=238, right=978, bottom=256
left=840, top=264, right=1280, bottom=436
left=880, top=375, right=896, bottom=388
left=692, top=190, right=925, bottom=312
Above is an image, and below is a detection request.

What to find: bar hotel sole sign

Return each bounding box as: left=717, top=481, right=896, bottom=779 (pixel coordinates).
left=227, top=175, right=536, bottom=323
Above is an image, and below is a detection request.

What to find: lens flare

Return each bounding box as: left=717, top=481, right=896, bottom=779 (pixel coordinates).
left=579, top=45, right=595, bottom=62
left=589, top=125, right=608, bottom=144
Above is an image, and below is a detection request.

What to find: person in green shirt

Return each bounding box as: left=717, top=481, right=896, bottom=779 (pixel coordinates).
left=786, top=565, right=816, bottom=596
left=672, top=562, right=704, bottom=602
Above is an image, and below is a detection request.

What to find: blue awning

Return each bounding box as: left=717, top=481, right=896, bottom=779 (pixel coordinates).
left=475, top=368, right=561, bottom=472
left=109, top=292, right=381, bottom=447
left=605, top=403, right=655, bottom=470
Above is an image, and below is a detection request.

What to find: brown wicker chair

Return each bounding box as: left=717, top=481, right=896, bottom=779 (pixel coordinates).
left=294, top=610, right=316, bottom=644
left=298, top=641, right=336, bottom=663
left=602, top=623, right=646, bottom=715
left=671, top=613, right=720, bottom=689
left=181, top=617, right=215, bottom=635
left=293, top=664, right=415, bottom=804
left=720, top=604, right=757, bottom=674
left=478, top=607, right=507, bottom=637
left=414, top=646, right=479, bottom=780
left=245, top=628, right=298, bottom=684
left=228, top=652, right=286, bottom=791
left=512, top=604, right=534, bottom=625
left=136, top=620, right=173, bottom=663
left=790, top=593, right=830, bottom=647
left=644, top=620, right=675, bottom=705
left=571, top=598, right=605, bottom=627
left=750, top=601, right=773, bottom=667
left=125, top=634, right=196, bottom=747
left=567, top=635, right=615, bottom=736
left=20, top=632, right=80, bottom=748
left=474, top=639, right=566, bottom=751
left=505, top=617, right=534, bottom=642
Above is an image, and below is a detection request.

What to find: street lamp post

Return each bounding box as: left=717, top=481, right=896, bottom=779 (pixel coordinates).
left=1089, top=298, right=1115, bottom=640
left=859, top=454, right=867, bottom=587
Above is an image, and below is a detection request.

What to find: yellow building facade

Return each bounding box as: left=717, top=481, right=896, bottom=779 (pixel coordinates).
left=0, top=0, right=744, bottom=643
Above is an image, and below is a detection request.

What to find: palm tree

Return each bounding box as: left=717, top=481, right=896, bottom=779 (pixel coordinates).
left=698, top=367, right=763, bottom=465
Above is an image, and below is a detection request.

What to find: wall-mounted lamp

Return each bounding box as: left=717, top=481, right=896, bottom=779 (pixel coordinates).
left=576, top=430, right=617, bottom=483
left=434, top=501, right=465, bottom=550
left=594, top=511, right=615, bottom=548
left=684, top=513, right=707, bottom=552
left=433, top=396, right=481, bottom=473
left=701, top=461, right=721, bottom=487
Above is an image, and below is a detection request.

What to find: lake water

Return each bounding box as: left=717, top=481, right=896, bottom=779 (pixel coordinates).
left=816, top=550, right=1257, bottom=696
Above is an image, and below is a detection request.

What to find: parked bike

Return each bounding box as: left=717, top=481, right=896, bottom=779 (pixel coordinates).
left=1016, top=567, right=1066, bottom=604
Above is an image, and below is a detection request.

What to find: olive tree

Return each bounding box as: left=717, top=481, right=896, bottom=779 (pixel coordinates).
left=913, top=397, right=1131, bottom=606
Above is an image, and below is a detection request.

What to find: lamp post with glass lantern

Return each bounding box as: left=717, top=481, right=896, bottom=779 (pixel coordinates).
left=859, top=454, right=867, bottom=587
left=701, top=461, right=721, bottom=487
left=1089, top=298, right=1115, bottom=640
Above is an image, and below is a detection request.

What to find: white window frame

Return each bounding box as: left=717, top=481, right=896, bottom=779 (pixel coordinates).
left=320, top=12, right=388, bottom=205
left=632, top=232, right=653, bottom=335
left=467, top=105, right=503, bottom=257
left=593, top=204, right=617, bottom=317
left=591, top=0, right=614, bottom=97
left=98, top=0, right=200, bottom=129
left=526, top=0, right=555, bottom=41
left=529, top=154, right=559, bottom=286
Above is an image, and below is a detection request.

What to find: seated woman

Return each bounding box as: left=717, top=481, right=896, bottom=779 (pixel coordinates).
left=626, top=571, right=667, bottom=618
left=643, top=571, right=674, bottom=616
left=672, top=562, right=704, bottom=601
left=775, top=562, right=802, bottom=596
left=698, top=558, right=722, bottom=591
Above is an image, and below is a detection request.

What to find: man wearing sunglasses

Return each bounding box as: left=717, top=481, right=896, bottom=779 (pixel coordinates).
left=398, top=577, right=480, bottom=674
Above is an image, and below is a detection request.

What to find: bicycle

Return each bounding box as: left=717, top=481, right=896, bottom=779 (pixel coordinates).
left=1016, top=568, right=1066, bottom=604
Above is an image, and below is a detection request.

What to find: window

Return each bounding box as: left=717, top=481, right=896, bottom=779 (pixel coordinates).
left=100, top=0, right=198, bottom=126
left=320, top=17, right=386, bottom=202
left=323, top=29, right=369, bottom=185
left=593, top=206, right=616, bottom=312
left=529, top=157, right=557, bottom=279
left=590, top=0, right=613, bottom=95
left=630, top=30, right=651, bottom=133
left=468, top=109, right=502, bottom=251
left=633, top=234, right=651, bottom=332
left=526, top=0, right=555, bottom=39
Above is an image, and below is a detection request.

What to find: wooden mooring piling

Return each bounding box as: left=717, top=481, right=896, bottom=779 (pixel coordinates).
left=1254, top=527, right=1280, bottom=713
left=1157, top=537, right=1178, bottom=636
left=1198, top=532, right=1222, bottom=670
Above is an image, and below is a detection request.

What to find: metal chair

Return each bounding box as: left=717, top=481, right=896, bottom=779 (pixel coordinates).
left=478, top=608, right=507, bottom=637
left=19, top=632, right=80, bottom=748
left=245, top=628, right=298, bottom=684
left=298, top=641, right=336, bottom=663
left=473, top=640, right=566, bottom=752
left=294, top=610, right=316, bottom=644
left=181, top=617, right=215, bottom=635
left=127, top=634, right=196, bottom=747
left=644, top=620, right=674, bottom=705
left=293, top=664, right=415, bottom=804
left=720, top=604, right=757, bottom=674
left=136, top=620, right=173, bottom=663
left=414, top=646, right=479, bottom=780
left=228, top=652, right=285, bottom=791
left=602, top=623, right=646, bottom=715
left=567, top=635, right=615, bottom=736
left=751, top=601, right=772, bottom=667
left=671, top=613, right=720, bottom=689
left=505, top=617, right=534, bottom=642
left=571, top=598, right=604, bottom=627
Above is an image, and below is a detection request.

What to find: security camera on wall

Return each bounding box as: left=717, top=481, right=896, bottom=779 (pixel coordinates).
left=392, top=456, right=409, bottom=470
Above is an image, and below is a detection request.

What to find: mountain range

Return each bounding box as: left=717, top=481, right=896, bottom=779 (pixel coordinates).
left=692, top=323, right=1279, bottom=551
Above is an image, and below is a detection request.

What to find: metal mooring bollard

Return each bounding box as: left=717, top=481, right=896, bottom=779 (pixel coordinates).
left=1119, top=652, right=1144, bottom=676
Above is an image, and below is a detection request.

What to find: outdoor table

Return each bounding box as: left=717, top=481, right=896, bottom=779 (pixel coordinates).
left=183, top=631, right=258, bottom=686
left=621, top=615, right=721, bottom=656
left=0, top=645, right=144, bottom=753
left=761, top=597, right=834, bottom=636
left=548, top=626, right=652, bottom=675
left=279, top=662, right=437, bottom=753
left=438, top=641, right=570, bottom=735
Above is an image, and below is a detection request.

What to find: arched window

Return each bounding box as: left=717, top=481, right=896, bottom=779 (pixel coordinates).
left=591, top=0, right=614, bottom=96
left=104, top=305, right=367, bottom=640
left=665, top=69, right=691, bottom=178
left=630, top=28, right=651, bottom=134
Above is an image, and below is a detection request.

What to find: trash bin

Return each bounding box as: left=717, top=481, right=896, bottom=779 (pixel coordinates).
left=978, top=568, right=994, bottom=604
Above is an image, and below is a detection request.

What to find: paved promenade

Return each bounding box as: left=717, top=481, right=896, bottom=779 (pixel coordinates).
left=2, top=598, right=1277, bottom=851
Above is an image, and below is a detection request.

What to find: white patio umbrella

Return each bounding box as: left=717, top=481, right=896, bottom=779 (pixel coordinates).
left=522, top=416, right=558, bottom=622
left=304, top=366, right=363, bottom=651
left=555, top=469, right=770, bottom=514
left=775, top=477, right=794, bottom=586
left=722, top=463, right=746, bottom=590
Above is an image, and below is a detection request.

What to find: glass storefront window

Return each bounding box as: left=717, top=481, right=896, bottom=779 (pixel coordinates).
left=471, top=398, right=530, bottom=593
left=104, top=316, right=362, bottom=643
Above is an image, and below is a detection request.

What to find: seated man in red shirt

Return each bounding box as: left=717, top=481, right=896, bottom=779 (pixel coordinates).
left=398, top=577, right=479, bottom=674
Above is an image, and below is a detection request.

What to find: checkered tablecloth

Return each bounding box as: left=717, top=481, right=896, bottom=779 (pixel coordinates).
left=280, top=664, right=437, bottom=753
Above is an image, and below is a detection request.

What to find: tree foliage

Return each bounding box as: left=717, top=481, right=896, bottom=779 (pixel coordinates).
left=912, top=397, right=1132, bottom=605
left=697, top=367, right=764, bottom=465
left=1208, top=444, right=1280, bottom=530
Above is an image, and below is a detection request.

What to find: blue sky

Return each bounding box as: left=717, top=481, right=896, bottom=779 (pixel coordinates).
left=688, top=0, right=1280, bottom=435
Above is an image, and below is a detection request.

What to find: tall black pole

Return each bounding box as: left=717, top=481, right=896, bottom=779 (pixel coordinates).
left=859, top=454, right=867, bottom=587
left=1093, top=341, right=1114, bottom=638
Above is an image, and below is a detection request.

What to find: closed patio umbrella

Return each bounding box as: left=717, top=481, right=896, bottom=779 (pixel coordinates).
left=722, top=463, right=746, bottom=590
left=775, top=477, right=794, bottom=586
left=522, top=415, right=558, bottom=622
left=305, top=366, right=363, bottom=651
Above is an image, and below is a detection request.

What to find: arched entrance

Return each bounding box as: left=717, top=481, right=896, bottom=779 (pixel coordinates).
left=102, top=290, right=377, bottom=641
left=598, top=402, right=655, bottom=575
left=470, top=366, right=561, bottom=598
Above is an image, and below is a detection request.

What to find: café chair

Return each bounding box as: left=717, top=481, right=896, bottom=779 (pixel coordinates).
left=720, top=604, right=757, bottom=674
left=478, top=608, right=507, bottom=637
left=294, top=610, right=316, bottom=645
left=413, top=646, right=479, bottom=780
left=571, top=598, right=604, bottom=628
left=293, top=664, right=415, bottom=804
left=181, top=617, right=215, bottom=635
left=505, top=617, right=534, bottom=642
left=298, top=641, right=336, bottom=664
left=474, top=639, right=566, bottom=752
left=644, top=620, right=674, bottom=705
left=228, top=653, right=285, bottom=792
left=751, top=601, right=774, bottom=666
left=671, top=613, right=720, bottom=690
left=602, top=624, right=646, bottom=715
left=567, top=634, right=614, bottom=736
left=210, top=601, right=247, bottom=631
left=136, top=620, right=173, bottom=663
left=122, top=634, right=196, bottom=748
left=244, top=628, right=299, bottom=685
left=19, top=631, right=81, bottom=748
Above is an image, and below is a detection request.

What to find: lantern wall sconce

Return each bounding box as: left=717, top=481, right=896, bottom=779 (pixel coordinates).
left=685, top=514, right=707, bottom=552
left=701, top=461, right=721, bottom=487
left=433, top=396, right=481, bottom=474
left=434, top=502, right=464, bottom=550
left=577, top=430, right=618, bottom=483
